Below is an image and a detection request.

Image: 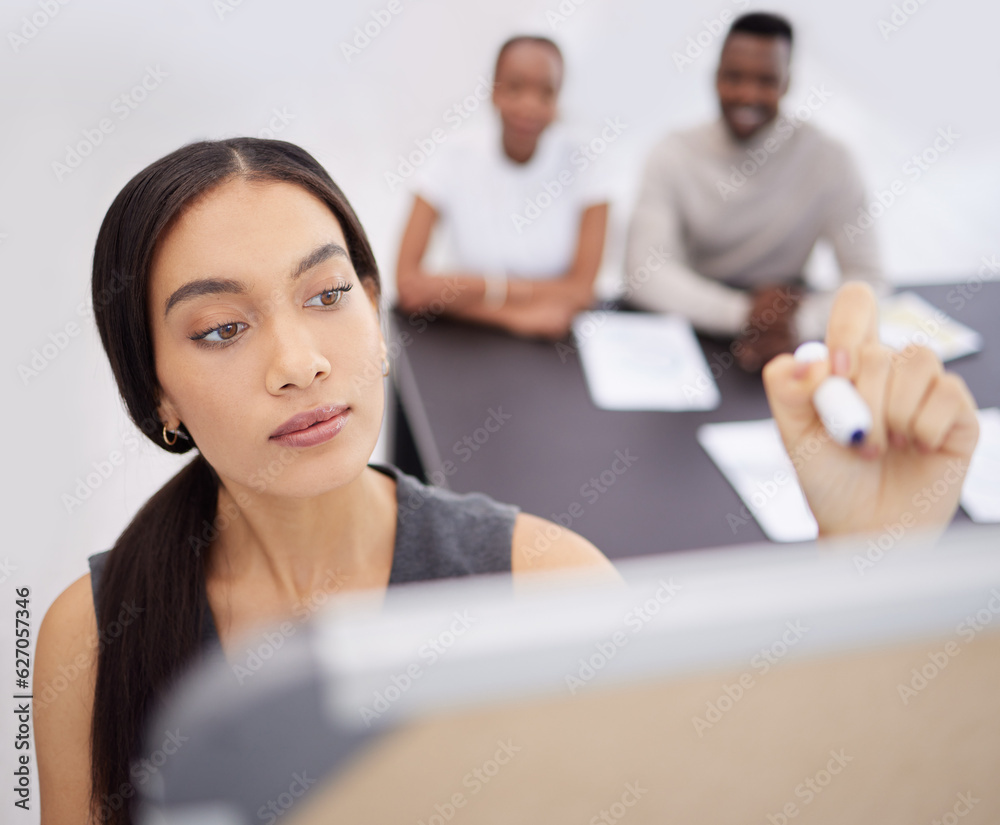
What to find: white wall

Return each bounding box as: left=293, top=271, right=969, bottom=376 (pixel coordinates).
left=2, top=0, right=997, bottom=809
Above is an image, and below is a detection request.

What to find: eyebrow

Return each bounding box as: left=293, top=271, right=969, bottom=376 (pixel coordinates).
left=163, top=242, right=351, bottom=317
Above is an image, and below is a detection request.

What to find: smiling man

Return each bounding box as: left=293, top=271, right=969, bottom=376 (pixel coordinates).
left=625, top=12, right=885, bottom=371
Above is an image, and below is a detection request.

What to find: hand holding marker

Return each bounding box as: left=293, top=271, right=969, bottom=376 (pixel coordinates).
left=793, top=341, right=873, bottom=447
left=763, top=283, right=979, bottom=538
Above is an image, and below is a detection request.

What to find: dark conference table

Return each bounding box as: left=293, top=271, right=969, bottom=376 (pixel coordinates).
left=390, top=282, right=999, bottom=559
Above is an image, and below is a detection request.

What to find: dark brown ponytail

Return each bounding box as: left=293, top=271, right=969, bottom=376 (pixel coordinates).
left=88, top=138, right=380, bottom=822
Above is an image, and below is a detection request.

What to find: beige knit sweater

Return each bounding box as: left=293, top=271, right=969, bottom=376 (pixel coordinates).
left=625, top=115, right=885, bottom=340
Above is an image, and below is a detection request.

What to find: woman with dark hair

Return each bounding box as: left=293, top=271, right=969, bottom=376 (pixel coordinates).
left=33, top=137, right=978, bottom=824
left=32, top=136, right=616, bottom=824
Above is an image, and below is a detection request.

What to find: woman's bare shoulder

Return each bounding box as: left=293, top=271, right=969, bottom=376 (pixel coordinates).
left=35, top=573, right=100, bottom=822
left=37, top=573, right=99, bottom=666
left=510, top=512, right=623, bottom=584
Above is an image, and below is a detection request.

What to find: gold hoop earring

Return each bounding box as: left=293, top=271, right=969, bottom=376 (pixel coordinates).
left=162, top=425, right=179, bottom=446
left=381, top=358, right=390, bottom=377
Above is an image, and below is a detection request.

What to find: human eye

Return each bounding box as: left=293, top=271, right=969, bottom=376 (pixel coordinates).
left=189, top=321, right=248, bottom=348
left=304, top=282, right=353, bottom=309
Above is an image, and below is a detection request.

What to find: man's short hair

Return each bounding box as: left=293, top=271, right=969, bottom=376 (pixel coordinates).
left=727, top=12, right=794, bottom=46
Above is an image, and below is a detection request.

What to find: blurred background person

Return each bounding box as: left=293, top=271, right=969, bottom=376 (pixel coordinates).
left=625, top=12, right=886, bottom=371
left=395, top=35, right=610, bottom=341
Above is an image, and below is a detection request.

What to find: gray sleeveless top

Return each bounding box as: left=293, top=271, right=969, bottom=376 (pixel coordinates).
left=87, top=463, right=518, bottom=651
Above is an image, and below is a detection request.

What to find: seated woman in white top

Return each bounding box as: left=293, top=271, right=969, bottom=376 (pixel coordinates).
left=395, top=35, right=610, bottom=340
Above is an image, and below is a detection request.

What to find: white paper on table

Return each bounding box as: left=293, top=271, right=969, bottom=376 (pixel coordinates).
left=878, top=291, right=982, bottom=362
left=697, top=419, right=819, bottom=543
left=573, top=312, right=720, bottom=411
left=961, top=408, right=1000, bottom=523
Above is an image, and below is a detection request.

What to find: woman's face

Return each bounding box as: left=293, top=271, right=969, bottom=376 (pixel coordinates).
left=492, top=41, right=562, bottom=144
left=148, top=177, right=386, bottom=499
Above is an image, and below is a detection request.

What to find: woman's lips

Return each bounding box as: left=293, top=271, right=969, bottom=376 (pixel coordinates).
left=270, top=405, right=350, bottom=448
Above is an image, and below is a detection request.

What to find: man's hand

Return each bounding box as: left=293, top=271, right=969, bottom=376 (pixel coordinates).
left=736, top=285, right=802, bottom=371
left=762, top=282, right=980, bottom=537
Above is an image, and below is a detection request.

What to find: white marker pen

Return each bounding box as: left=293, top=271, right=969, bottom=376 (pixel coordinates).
left=793, top=341, right=873, bottom=447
